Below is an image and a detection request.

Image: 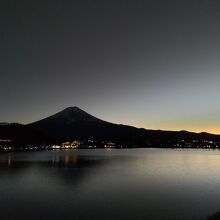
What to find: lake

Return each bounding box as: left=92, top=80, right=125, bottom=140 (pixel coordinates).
left=0, top=148, right=220, bottom=220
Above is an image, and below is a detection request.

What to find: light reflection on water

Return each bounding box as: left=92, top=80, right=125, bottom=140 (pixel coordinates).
left=0, top=149, right=220, bottom=220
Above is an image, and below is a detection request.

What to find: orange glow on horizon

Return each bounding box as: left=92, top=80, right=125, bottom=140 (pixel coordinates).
left=135, top=123, right=220, bottom=135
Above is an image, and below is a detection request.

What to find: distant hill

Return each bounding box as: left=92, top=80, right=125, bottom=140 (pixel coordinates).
left=0, top=123, right=50, bottom=145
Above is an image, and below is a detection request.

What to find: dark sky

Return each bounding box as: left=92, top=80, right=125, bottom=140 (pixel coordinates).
left=1, top=0, right=220, bottom=133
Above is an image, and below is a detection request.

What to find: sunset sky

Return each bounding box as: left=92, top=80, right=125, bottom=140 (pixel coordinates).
left=1, top=0, right=220, bottom=134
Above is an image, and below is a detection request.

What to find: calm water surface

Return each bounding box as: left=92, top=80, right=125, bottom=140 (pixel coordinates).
left=0, top=149, right=220, bottom=220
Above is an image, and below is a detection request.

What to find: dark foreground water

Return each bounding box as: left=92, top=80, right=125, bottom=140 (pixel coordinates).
left=0, top=149, right=220, bottom=220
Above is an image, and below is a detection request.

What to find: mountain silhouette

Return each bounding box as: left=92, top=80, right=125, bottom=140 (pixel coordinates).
left=1, top=107, right=220, bottom=147
left=27, top=107, right=220, bottom=144
left=27, top=106, right=145, bottom=142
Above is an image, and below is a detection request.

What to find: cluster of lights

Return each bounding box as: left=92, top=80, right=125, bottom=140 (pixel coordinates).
left=61, top=141, right=81, bottom=149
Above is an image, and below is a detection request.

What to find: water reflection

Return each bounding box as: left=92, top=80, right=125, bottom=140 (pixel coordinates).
left=7, top=153, right=11, bottom=167
left=1, top=149, right=220, bottom=220
left=0, top=151, right=108, bottom=188
left=0, top=151, right=106, bottom=169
